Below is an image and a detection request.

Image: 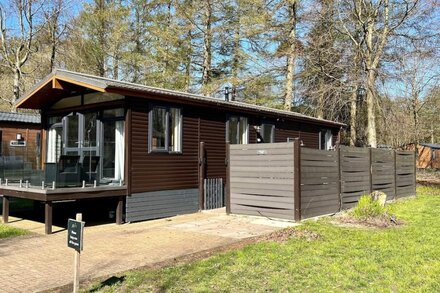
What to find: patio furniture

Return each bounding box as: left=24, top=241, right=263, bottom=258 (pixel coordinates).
left=56, top=155, right=81, bottom=187
left=81, top=156, right=100, bottom=184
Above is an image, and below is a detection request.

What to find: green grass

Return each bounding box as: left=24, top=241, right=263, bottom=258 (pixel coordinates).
left=0, top=223, right=28, bottom=239
left=0, top=198, right=32, bottom=239
left=88, top=186, right=440, bottom=292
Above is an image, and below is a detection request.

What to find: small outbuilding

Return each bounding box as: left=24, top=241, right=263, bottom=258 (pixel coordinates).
left=415, top=143, right=440, bottom=169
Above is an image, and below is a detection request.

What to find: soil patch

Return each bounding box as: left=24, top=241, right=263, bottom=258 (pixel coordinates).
left=332, top=213, right=404, bottom=229
left=262, top=227, right=321, bottom=242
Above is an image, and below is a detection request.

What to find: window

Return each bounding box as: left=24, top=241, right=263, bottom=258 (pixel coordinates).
left=227, top=116, right=248, bottom=144
left=260, top=123, right=275, bottom=143
left=319, top=129, right=333, bottom=150
left=149, top=106, right=182, bottom=153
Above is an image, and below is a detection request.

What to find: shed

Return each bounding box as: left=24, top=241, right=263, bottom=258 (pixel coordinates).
left=416, top=143, right=440, bottom=169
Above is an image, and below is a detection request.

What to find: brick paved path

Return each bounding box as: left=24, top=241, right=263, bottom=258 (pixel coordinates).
left=0, top=212, right=290, bottom=292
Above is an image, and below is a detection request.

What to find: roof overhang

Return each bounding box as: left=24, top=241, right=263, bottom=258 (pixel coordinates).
left=16, top=69, right=346, bottom=128
left=16, top=74, right=106, bottom=109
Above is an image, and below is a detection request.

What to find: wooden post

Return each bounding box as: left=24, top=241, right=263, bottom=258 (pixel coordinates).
left=225, top=142, right=231, bottom=214
left=369, top=148, right=373, bottom=193
left=394, top=150, right=398, bottom=200
left=73, top=213, right=82, bottom=293
left=44, top=201, right=53, bottom=235
left=337, top=145, right=342, bottom=212
left=414, top=150, right=417, bottom=196
left=116, top=196, right=123, bottom=225
left=293, top=138, right=301, bottom=222
left=198, top=141, right=205, bottom=210
left=2, top=196, right=9, bottom=223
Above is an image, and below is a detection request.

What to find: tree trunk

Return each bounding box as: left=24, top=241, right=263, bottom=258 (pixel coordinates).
left=12, top=68, right=20, bottom=111
left=231, top=12, right=241, bottom=101
left=201, top=0, right=212, bottom=92
left=350, top=88, right=357, bottom=146
left=366, top=68, right=377, bottom=147
left=283, top=0, right=297, bottom=111
left=316, top=92, right=324, bottom=119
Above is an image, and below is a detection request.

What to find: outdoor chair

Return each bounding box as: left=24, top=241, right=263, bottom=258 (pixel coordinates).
left=56, top=155, right=81, bottom=187
left=81, top=156, right=100, bottom=185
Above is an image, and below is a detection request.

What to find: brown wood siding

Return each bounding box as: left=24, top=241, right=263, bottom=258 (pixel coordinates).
left=199, top=112, right=227, bottom=179
left=130, top=99, right=199, bottom=193
left=128, top=96, right=341, bottom=194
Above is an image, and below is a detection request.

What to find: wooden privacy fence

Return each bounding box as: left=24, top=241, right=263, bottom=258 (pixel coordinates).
left=228, top=142, right=297, bottom=220
left=227, top=141, right=416, bottom=221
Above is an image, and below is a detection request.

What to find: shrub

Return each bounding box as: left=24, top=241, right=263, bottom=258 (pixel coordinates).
left=350, top=194, right=388, bottom=220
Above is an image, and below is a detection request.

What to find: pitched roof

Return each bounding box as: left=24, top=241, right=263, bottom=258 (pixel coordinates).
left=0, top=111, right=40, bottom=124
left=420, top=143, right=440, bottom=149
left=17, top=69, right=345, bottom=127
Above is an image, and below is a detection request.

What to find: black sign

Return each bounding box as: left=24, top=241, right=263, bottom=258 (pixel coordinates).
left=67, top=219, right=85, bottom=252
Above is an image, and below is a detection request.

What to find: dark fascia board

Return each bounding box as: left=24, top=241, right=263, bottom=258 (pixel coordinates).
left=16, top=69, right=346, bottom=128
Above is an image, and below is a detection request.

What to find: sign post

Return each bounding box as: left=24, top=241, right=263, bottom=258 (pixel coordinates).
left=67, top=213, right=85, bottom=293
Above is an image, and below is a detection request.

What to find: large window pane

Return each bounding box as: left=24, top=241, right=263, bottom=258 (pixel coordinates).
left=261, top=123, right=274, bottom=143
left=66, top=115, right=79, bottom=147
left=169, top=108, right=182, bottom=152
left=228, top=117, right=238, bottom=144
left=151, top=107, right=167, bottom=151
left=83, top=112, right=97, bottom=147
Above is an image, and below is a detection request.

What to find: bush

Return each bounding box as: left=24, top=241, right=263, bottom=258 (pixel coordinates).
left=350, top=194, right=388, bottom=219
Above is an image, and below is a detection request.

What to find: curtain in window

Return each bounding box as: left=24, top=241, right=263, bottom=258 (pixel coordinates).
left=114, top=121, right=125, bottom=181
left=47, top=127, right=62, bottom=163
left=170, top=108, right=182, bottom=152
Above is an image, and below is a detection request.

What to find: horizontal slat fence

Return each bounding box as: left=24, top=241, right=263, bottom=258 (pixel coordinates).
left=229, top=142, right=295, bottom=220
left=300, top=148, right=340, bottom=219
left=227, top=142, right=416, bottom=221
left=340, top=146, right=371, bottom=209
left=396, top=151, right=416, bottom=198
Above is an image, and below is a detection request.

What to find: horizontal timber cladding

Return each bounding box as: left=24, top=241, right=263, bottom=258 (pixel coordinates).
left=396, top=151, right=416, bottom=198
left=129, top=98, right=199, bottom=193
left=300, top=147, right=340, bottom=219
left=340, top=146, right=371, bottom=209
left=229, top=142, right=295, bottom=220
left=371, top=148, right=395, bottom=200
left=126, top=188, right=199, bottom=222
left=199, top=111, right=227, bottom=179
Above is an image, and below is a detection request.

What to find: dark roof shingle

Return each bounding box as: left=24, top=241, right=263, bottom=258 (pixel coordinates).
left=0, top=111, right=40, bottom=124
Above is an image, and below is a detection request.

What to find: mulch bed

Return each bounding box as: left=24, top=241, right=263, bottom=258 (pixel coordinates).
left=262, top=227, right=321, bottom=242
left=332, top=213, right=404, bottom=229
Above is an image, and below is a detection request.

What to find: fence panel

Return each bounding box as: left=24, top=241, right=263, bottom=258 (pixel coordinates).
left=340, top=146, right=371, bottom=209
left=396, top=151, right=416, bottom=198
left=371, top=148, right=395, bottom=200
left=204, top=178, right=224, bottom=209
left=229, top=142, right=295, bottom=220
left=300, top=148, right=339, bottom=219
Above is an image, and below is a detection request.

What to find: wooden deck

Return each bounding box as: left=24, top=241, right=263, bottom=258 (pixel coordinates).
left=1, top=184, right=127, bottom=234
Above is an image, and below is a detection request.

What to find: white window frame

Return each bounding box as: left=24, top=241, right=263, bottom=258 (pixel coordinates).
left=148, top=106, right=182, bottom=153
left=319, top=129, right=333, bottom=150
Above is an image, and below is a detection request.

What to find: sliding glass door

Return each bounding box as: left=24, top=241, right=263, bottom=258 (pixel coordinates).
left=62, top=113, right=100, bottom=161
left=46, top=109, right=125, bottom=184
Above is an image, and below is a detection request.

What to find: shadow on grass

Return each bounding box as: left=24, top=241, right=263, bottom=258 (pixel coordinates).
left=89, top=276, right=126, bottom=292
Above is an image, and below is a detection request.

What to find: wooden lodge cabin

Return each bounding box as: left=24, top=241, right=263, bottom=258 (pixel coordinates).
left=407, top=143, right=440, bottom=169
left=0, top=69, right=344, bottom=233
left=0, top=111, right=42, bottom=172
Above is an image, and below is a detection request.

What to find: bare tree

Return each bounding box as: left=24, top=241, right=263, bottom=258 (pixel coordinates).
left=338, top=0, right=419, bottom=147
left=283, top=0, right=297, bottom=111
left=0, top=0, right=43, bottom=109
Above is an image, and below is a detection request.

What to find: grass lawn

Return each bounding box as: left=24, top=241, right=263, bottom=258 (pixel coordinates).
left=0, top=198, right=32, bottom=239
left=0, top=223, right=28, bottom=239
left=89, top=186, right=440, bottom=292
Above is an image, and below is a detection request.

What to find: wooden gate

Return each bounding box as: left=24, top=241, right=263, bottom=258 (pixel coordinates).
left=203, top=178, right=224, bottom=210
